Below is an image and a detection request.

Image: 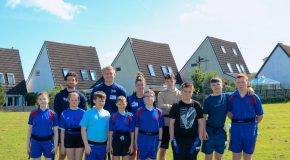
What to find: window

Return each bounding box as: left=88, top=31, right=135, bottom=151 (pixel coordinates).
left=7, top=73, right=15, bottom=85
left=81, top=69, right=89, bottom=80
left=0, top=73, right=5, bottom=84
left=35, top=70, right=40, bottom=76
left=90, top=70, right=97, bottom=81
left=62, top=68, right=69, bottom=77
left=227, top=63, right=233, bottom=73
left=236, top=64, right=241, bottom=73
left=161, top=66, right=168, bottom=76
left=232, top=48, right=238, bottom=56
left=221, top=46, right=226, bottom=53
left=240, top=64, right=246, bottom=73
left=167, top=66, right=173, bottom=74
left=147, top=64, right=156, bottom=76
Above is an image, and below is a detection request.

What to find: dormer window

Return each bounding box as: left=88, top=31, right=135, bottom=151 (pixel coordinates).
left=0, top=73, right=5, bottom=84
left=221, top=46, right=226, bottom=53
left=236, top=64, right=241, bottom=73
left=233, top=48, right=238, bottom=56
left=227, top=62, right=233, bottom=73
left=90, top=70, right=97, bottom=81
left=167, top=66, right=173, bottom=74
left=240, top=64, right=246, bottom=73
left=147, top=64, right=156, bottom=76
left=161, top=66, right=168, bottom=76
left=81, top=69, right=89, bottom=80
left=7, top=73, right=15, bottom=85
left=62, top=68, right=69, bottom=77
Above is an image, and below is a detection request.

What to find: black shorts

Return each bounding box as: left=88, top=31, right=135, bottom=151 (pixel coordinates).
left=64, top=133, right=84, bottom=148
left=160, top=126, right=170, bottom=149
left=112, top=133, right=131, bottom=156
left=171, top=136, right=201, bottom=160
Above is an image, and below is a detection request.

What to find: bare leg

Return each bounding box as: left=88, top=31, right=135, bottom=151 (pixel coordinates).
left=204, top=154, right=213, bottom=160
left=75, top=148, right=84, bottom=160
left=243, top=152, right=252, bottom=160
left=232, top=152, right=242, bottom=160
left=159, top=148, right=166, bottom=160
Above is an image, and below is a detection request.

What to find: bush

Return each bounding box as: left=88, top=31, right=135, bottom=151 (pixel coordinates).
left=47, top=84, right=64, bottom=108
left=0, top=84, right=6, bottom=107
left=25, top=92, right=38, bottom=106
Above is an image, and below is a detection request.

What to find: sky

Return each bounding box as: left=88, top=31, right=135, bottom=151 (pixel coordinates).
left=1, top=0, right=290, bottom=79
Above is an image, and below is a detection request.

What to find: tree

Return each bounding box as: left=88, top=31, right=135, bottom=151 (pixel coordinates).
left=25, top=92, right=38, bottom=106
left=47, top=84, right=64, bottom=108
left=190, top=67, right=205, bottom=94
left=0, top=84, right=6, bottom=107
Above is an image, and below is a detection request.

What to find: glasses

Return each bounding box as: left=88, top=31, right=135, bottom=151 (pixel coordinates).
left=144, top=95, right=154, bottom=98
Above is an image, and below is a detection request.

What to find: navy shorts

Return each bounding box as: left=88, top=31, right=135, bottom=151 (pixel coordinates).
left=229, top=122, right=258, bottom=154
left=137, top=133, right=159, bottom=160
left=85, top=144, right=107, bottom=160
left=30, top=138, right=55, bottom=158
left=201, top=126, right=227, bottom=155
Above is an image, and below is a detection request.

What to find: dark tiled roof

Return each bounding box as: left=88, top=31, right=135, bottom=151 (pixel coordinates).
left=0, top=48, right=27, bottom=95
left=45, top=41, right=102, bottom=90
left=208, top=36, right=250, bottom=74
left=280, top=43, right=290, bottom=57
left=129, top=38, right=182, bottom=85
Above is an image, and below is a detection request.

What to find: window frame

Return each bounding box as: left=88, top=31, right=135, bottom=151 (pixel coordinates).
left=7, top=73, right=15, bottom=85
left=221, top=46, right=226, bottom=53
left=227, top=62, right=233, bottom=73
left=80, top=69, right=90, bottom=81
left=89, top=70, right=97, bottom=81
left=0, top=73, right=5, bottom=85
left=62, top=68, right=69, bottom=77
left=147, top=64, right=156, bottom=76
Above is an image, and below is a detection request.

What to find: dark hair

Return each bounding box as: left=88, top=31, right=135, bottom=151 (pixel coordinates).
left=164, top=74, right=175, bottom=80
left=181, top=82, right=195, bottom=91
left=210, top=77, right=222, bottom=83
left=135, top=72, right=146, bottom=84
left=116, top=96, right=127, bottom=103
left=65, top=72, right=78, bottom=81
left=144, top=89, right=155, bottom=97
left=68, top=91, right=80, bottom=101
left=93, top=91, right=106, bottom=100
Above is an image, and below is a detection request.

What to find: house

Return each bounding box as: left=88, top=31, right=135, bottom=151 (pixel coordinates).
left=0, top=48, right=27, bottom=106
left=256, top=43, right=290, bottom=88
left=27, top=41, right=102, bottom=93
left=111, top=37, right=182, bottom=94
left=180, top=36, right=250, bottom=82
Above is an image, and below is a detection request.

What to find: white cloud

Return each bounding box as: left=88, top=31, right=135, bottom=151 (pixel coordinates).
left=6, top=0, right=86, bottom=20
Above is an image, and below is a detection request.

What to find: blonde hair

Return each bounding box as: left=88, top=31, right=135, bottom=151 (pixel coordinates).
left=236, top=73, right=248, bottom=81
left=102, top=66, right=115, bottom=73
left=68, top=92, right=80, bottom=101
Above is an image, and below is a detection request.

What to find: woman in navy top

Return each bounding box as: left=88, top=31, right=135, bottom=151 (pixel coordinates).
left=59, top=92, right=85, bottom=160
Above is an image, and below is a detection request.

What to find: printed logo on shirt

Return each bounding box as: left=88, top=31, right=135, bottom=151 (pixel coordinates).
left=111, top=89, right=116, bottom=93
left=180, top=107, right=196, bottom=129
left=110, top=95, right=117, bottom=100
left=131, top=102, right=138, bottom=107
left=63, top=97, right=68, bottom=102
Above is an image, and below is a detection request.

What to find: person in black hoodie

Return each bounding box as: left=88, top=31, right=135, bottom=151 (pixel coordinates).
left=54, top=71, right=87, bottom=160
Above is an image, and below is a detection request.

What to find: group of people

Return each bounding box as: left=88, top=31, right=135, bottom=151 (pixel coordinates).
left=26, top=65, right=264, bottom=160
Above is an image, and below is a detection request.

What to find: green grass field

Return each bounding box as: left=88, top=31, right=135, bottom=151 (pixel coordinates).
left=0, top=103, right=289, bottom=160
